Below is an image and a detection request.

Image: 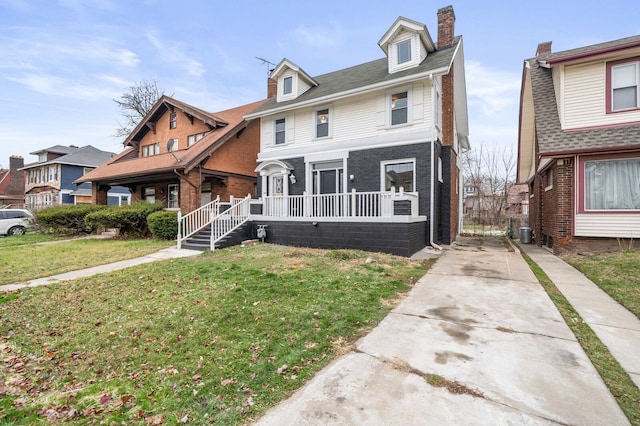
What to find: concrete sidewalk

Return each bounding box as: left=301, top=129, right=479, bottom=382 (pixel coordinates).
left=256, top=237, right=629, bottom=425
left=518, top=242, right=640, bottom=390
left=0, top=246, right=201, bottom=292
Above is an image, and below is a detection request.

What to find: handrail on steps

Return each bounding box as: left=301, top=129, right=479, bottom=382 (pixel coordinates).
left=177, top=196, right=220, bottom=249
left=209, top=195, right=251, bottom=250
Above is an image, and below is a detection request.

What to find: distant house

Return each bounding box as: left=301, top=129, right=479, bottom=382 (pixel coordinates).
left=77, top=96, right=267, bottom=213
left=517, top=36, right=640, bottom=254
left=0, top=156, right=25, bottom=206
left=236, top=6, right=469, bottom=256
left=506, top=183, right=529, bottom=216
left=21, top=145, right=129, bottom=210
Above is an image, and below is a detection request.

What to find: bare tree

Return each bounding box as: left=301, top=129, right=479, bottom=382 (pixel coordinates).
left=113, top=80, right=167, bottom=139
left=462, top=142, right=515, bottom=225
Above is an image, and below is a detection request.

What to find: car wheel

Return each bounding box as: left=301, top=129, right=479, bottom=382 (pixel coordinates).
left=8, top=226, right=26, bottom=236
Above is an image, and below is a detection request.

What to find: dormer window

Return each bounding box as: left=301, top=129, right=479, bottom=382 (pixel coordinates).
left=606, top=58, right=640, bottom=113
left=397, top=39, right=411, bottom=64
left=283, top=76, right=293, bottom=95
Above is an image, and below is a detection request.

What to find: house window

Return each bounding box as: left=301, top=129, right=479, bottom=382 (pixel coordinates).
left=612, top=62, right=639, bottom=111
left=170, top=112, right=177, bottom=129
left=397, top=39, right=411, bottom=64
left=382, top=159, right=415, bottom=192
left=142, top=146, right=149, bottom=157
left=607, top=58, right=640, bottom=113
left=584, top=157, right=640, bottom=211
left=168, top=184, right=179, bottom=209
left=390, top=91, right=408, bottom=125
left=187, top=132, right=206, bottom=147
left=283, top=76, right=293, bottom=95
left=154, top=142, right=160, bottom=155
left=83, top=167, right=94, bottom=176
left=144, top=187, right=155, bottom=204
left=38, top=153, right=47, bottom=163
left=274, top=118, right=286, bottom=145
left=315, top=108, right=330, bottom=138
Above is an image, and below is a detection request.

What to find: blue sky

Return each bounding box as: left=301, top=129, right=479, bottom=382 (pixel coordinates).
left=1, top=0, right=639, bottom=168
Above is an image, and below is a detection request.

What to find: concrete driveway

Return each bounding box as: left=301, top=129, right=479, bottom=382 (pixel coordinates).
left=255, top=237, right=628, bottom=425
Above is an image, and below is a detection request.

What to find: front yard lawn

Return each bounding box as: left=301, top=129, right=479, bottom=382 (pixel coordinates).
left=0, top=238, right=173, bottom=285
left=0, top=232, right=66, bottom=248
left=0, top=244, right=429, bottom=424
left=566, top=249, right=640, bottom=319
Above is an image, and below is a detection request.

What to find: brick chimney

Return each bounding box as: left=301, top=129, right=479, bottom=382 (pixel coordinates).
left=437, top=5, right=455, bottom=48
left=536, top=41, right=552, bottom=57
left=267, top=76, right=277, bottom=98
left=6, top=155, right=25, bottom=196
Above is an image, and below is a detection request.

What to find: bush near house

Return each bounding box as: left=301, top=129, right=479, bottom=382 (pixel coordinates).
left=35, top=204, right=108, bottom=234
left=84, top=202, right=163, bottom=237
left=147, top=210, right=178, bottom=240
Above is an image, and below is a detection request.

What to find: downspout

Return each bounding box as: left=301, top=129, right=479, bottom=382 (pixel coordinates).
left=429, top=73, right=443, bottom=251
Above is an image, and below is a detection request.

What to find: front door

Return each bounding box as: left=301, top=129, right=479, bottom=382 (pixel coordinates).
left=312, top=161, right=344, bottom=216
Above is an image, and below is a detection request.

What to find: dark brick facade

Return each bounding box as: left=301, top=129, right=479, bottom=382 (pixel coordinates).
left=251, top=220, right=426, bottom=257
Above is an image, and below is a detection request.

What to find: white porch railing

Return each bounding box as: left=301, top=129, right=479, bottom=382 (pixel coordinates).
left=261, top=188, right=418, bottom=218
left=210, top=195, right=251, bottom=249
left=177, top=196, right=220, bottom=249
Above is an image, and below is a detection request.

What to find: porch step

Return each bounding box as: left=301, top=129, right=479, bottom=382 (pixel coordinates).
left=181, top=222, right=251, bottom=251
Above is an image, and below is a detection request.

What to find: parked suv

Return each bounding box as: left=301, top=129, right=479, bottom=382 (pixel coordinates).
left=0, top=209, right=36, bottom=236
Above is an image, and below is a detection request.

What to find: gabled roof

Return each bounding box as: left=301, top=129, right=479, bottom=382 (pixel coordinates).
left=21, top=145, right=116, bottom=170
left=76, top=99, right=267, bottom=185
left=540, top=35, right=640, bottom=67
left=271, top=58, right=318, bottom=87
left=377, top=16, right=435, bottom=55
left=123, top=95, right=229, bottom=147
left=29, top=145, right=78, bottom=156
left=247, top=36, right=460, bottom=118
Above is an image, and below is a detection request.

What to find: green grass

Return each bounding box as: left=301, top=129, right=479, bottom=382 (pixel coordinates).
left=565, top=250, right=640, bottom=318
left=0, top=244, right=429, bottom=424
left=521, top=251, right=640, bottom=425
left=0, top=232, right=66, bottom=248
left=0, top=238, right=173, bottom=285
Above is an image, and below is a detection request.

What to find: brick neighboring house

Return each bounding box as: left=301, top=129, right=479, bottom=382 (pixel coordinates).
left=241, top=6, right=469, bottom=256
left=77, top=96, right=267, bottom=213
left=517, top=36, right=640, bottom=255
left=21, top=145, right=129, bottom=210
left=0, top=156, right=25, bottom=206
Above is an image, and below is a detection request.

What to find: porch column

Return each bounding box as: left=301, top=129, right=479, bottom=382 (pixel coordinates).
left=92, top=183, right=109, bottom=205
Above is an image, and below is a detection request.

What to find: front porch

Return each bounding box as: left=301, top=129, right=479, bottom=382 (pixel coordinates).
left=178, top=189, right=428, bottom=257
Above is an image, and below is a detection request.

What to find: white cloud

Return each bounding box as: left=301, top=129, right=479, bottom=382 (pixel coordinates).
left=290, top=22, right=343, bottom=48
left=145, top=31, right=206, bottom=77
left=7, top=73, right=123, bottom=101
left=466, top=60, right=521, bottom=116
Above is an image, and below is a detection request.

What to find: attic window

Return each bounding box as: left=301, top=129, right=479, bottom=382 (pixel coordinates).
left=397, top=40, right=411, bottom=64
left=170, top=112, right=177, bottom=129
left=283, top=76, right=293, bottom=95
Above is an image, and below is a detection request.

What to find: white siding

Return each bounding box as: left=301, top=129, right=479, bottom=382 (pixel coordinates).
left=562, top=61, right=640, bottom=129
left=259, top=81, right=434, bottom=158
left=575, top=213, right=640, bottom=238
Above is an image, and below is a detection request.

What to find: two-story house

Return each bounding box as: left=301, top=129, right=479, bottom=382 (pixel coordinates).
left=21, top=145, right=129, bottom=210
left=242, top=6, right=469, bottom=257
left=77, top=96, right=267, bottom=213
left=517, top=36, right=640, bottom=255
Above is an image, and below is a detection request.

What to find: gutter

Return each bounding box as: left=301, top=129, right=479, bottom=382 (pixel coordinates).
left=428, top=73, right=442, bottom=251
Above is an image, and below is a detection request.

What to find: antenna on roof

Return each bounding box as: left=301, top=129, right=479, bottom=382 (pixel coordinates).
left=255, top=56, right=277, bottom=76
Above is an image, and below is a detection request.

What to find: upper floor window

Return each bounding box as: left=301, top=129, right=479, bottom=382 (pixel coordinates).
left=274, top=118, right=286, bottom=145
left=142, top=142, right=161, bottom=157
left=390, top=91, right=409, bottom=126
left=607, top=58, right=640, bottom=113
left=283, top=76, right=293, bottom=95
left=170, top=112, right=177, bottom=129
left=38, top=153, right=47, bottom=163
left=83, top=167, right=94, bottom=176
left=187, top=133, right=206, bottom=147
left=397, top=39, right=411, bottom=64
left=315, top=108, right=330, bottom=138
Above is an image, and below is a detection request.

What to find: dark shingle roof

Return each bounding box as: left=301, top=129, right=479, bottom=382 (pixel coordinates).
left=251, top=36, right=460, bottom=115
left=23, top=145, right=116, bottom=169
left=29, top=145, right=78, bottom=156
left=529, top=59, right=640, bottom=155
left=542, top=35, right=640, bottom=64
